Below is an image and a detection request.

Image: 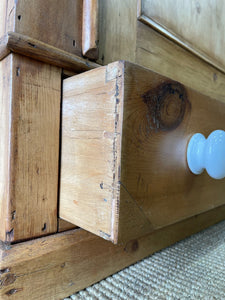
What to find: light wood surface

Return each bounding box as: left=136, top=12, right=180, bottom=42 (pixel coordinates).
left=98, top=1, right=225, bottom=105
left=121, top=61, right=225, bottom=234
left=82, top=0, right=99, bottom=59
left=98, top=0, right=137, bottom=65
left=0, top=0, right=15, bottom=38
left=136, top=22, right=225, bottom=104
left=60, top=62, right=124, bottom=243
left=0, top=0, right=6, bottom=37
left=0, top=55, right=12, bottom=241
left=0, top=35, right=10, bottom=61
left=0, top=0, right=83, bottom=56
left=138, top=0, right=225, bottom=73
left=0, top=32, right=99, bottom=72
left=1, top=204, right=225, bottom=299
left=0, top=54, right=61, bottom=242
left=60, top=60, right=225, bottom=244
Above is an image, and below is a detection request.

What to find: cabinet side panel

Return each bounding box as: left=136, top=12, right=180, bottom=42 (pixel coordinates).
left=7, top=54, right=61, bottom=242
left=0, top=55, right=12, bottom=241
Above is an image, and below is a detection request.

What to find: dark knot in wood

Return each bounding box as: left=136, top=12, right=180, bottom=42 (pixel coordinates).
left=142, top=81, right=189, bottom=131
left=124, top=239, right=139, bottom=253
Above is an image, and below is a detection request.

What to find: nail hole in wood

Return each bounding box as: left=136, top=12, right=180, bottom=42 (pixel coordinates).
left=5, top=288, right=23, bottom=296
left=16, top=67, right=20, bottom=76
left=17, top=15, right=21, bottom=20
left=28, top=42, right=36, bottom=48
left=11, top=211, right=16, bottom=220
left=6, top=229, right=14, bottom=242
left=0, top=268, right=10, bottom=275
left=73, top=40, right=76, bottom=47
left=42, top=223, right=47, bottom=231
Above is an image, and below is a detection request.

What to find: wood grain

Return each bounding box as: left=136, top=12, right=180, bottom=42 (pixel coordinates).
left=82, top=0, right=99, bottom=59
left=1, top=204, right=225, bottom=299
left=17, top=0, right=83, bottom=56
left=98, top=0, right=137, bottom=65
left=0, top=32, right=99, bottom=73
left=60, top=60, right=225, bottom=244
left=0, top=0, right=83, bottom=56
left=97, top=1, right=225, bottom=105
left=121, top=61, right=225, bottom=234
left=136, top=22, right=225, bottom=104
left=0, top=0, right=15, bottom=38
left=138, top=0, right=225, bottom=73
left=0, top=0, right=6, bottom=37
left=0, top=55, right=12, bottom=241
left=60, top=62, right=124, bottom=243
left=0, top=35, right=10, bottom=61
left=0, top=54, right=61, bottom=242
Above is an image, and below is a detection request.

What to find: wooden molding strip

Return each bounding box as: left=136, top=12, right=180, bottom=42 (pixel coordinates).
left=0, top=34, right=10, bottom=61
left=1, top=204, right=225, bottom=298
left=82, top=0, right=99, bottom=60
left=0, top=32, right=100, bottom=72
left=138, top=14, right=225, bottom=75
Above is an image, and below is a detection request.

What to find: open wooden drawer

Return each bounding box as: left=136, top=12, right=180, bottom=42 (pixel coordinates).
left=59, top=60, right=225, bottom=244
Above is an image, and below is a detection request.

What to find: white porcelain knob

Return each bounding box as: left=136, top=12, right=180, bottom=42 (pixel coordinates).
left=187, top=130, right=225, bottom=179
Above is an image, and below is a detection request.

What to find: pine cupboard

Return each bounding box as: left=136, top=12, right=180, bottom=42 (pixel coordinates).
left=0, top=1, right=225, bottom=299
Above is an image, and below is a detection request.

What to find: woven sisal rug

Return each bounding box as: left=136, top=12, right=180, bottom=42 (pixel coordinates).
left=65, top=220, right=225, bottom=299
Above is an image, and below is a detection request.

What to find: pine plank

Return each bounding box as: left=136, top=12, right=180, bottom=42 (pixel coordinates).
left=1, top=204, right=225, bottom=299
left=98, top=0, right=137, bottom=65
left=0, top=54, right=61, bottom=242
left=121, top=61, right=225, bottom=237
left=0, top=55, right=12, bottom=241
left=0, top=0, right=15, bottom=38
left=0, top=0, right=83, bottom=56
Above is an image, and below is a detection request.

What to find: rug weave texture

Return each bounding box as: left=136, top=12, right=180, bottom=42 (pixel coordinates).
left=66, top=220, right=225, bottom=299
